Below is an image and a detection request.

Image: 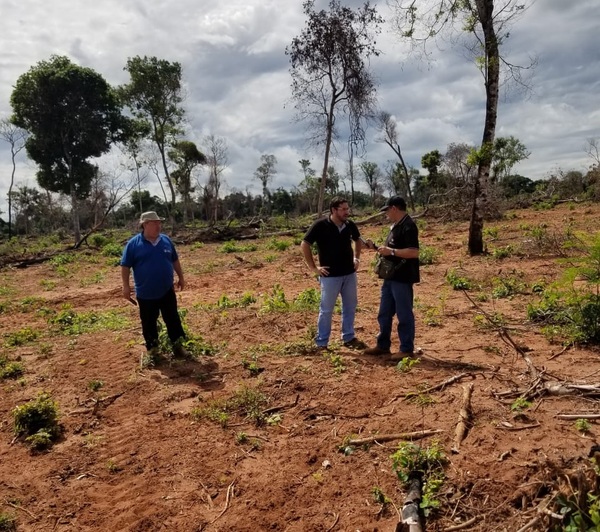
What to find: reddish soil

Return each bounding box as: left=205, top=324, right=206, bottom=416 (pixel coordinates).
left=2, top=203, right=600, bottom=531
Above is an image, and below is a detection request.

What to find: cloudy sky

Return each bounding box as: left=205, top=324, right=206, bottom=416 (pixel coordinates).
left=1, top=0, right=598, bottom=214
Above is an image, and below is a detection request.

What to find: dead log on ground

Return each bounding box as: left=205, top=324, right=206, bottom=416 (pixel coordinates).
left=452, top=383, right=474, bottom=453
left=400, top=475, right=423, bottom=532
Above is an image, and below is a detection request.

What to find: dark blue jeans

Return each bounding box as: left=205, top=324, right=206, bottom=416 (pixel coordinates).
left=137, top=288, right=185, bottom=350
left=376, top=280, right=415, bottom=353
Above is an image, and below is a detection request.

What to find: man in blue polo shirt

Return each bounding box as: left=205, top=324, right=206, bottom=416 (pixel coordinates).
left=300, top=197, right=365, bottom=350
left=121, top=211, right=188, bottom=363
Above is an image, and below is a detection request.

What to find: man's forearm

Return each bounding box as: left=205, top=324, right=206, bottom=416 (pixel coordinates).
left=121, top=266, right=131, bottom=288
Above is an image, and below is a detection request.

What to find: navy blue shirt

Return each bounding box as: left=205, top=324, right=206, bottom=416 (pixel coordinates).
left=121, top=232, right=179, bottom=299
left=384, top=214, right=420, bottom=284
left=303, top=217, right=360, bottom=277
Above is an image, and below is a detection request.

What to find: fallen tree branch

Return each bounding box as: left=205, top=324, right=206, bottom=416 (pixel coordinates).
left=498, top=421, right=541, bottom=431
left=405, top=372, right=474, bottom=399
left=556, top=413, right=600, bottom=420
left=452, top=383, right=474, bottom=453
left=444, top=516, right=478, bottom=531
left=346, top=429, right=443, bottom=446
left=262, top=394, right=299, bottom=415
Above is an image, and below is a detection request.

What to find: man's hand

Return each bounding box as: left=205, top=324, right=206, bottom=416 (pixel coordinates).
left=122, top=285, right=131, bottom=300
left=315, top=266, right=329, bottom=277
left=176, top=277, right=186, bottom=291
left=353, top=257, right=360, bottom=271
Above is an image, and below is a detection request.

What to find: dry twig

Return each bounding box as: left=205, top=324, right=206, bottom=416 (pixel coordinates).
left=210, top=480, right=235, bottom=523
left=347, top=429, right=443, bottom=446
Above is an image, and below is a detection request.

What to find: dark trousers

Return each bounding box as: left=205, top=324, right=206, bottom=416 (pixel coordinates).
left=137, top=288, right=185, bottom=350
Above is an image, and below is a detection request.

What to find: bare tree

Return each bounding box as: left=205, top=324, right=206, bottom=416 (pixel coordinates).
left=375, top=111, right=415, bottom=209
left=0, top=119, right=28, bottom=238
left=287, top=0, right=382, bottom=215
left=204, top=135, right=229, bottom=223
left=390, top=0, right=534, bottom=254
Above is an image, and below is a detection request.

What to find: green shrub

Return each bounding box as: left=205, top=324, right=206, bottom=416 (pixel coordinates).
left=419, top=245, right=440, bottom=265
left=0, top=512, right=17, bottom=531
left=0, top=355, right=24, bottom=379
left=101, top=242, right=122, bottom=257
left=12, top=392, right=61, bottom=450
left=266, top=238, right=291, bottom=252
left=89, top=234, right=109, bottom=247
left=4, top=327, right=39, bottom=347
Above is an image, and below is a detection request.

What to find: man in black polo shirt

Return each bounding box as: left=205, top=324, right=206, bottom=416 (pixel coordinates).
left=300, top=197, right=364, bottom=350
left=364, top=196, right=420, bottom=360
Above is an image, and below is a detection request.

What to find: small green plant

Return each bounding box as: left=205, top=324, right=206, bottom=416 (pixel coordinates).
left=293, top=288, right=321, bottom=311
left=107, top=459, right=122, bottom=473
left=371, top=486, right=390, bottom=505
left=236, top=432, right=248, bottom=444
left=12, top=392, right=61, bottom=450
left=4, top=326, right=39, bottom=347
left=395, top=356, right=420, bottom=373
left=391, top=441, right=447, bottom=517
left=261, top=284, right=290, bottom=312
left=483, top=226, right=499, bottom=240
left=0, top=512, right=17, bottom=531
left=510, top=397, right=532, bottom=412
left=491, top=245, right=514, bottom=260
left=88, top=379, right=104, bottom=392
left=575, top=418, right=591, bottom=434
left=242, top=357, right=264, bottom=376
left=419, top=245, right=440, bottom=265
left=446, top=269, right=473, bottom=290
left=0, top=355, right=24, bottom=380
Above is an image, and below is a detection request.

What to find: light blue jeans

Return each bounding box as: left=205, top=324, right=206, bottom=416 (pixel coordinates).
left=316, top=273, right=358, bottom=347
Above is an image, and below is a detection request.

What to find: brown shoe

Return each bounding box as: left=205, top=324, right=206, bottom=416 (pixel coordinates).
left=173, top=345, right=192, bottom=359
left=363, top=346, right=391, bottom=356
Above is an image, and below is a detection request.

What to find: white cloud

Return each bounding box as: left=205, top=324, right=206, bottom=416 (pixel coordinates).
left=1, top=1, right=599, bottom=216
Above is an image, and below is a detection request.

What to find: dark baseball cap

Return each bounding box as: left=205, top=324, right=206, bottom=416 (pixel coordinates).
left=379, top=196, right=407, bottom=212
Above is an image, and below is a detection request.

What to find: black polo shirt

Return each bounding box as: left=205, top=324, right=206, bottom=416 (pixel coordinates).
left=303, top=217, right=360, bottom=277
left=385, top=214, right=420, bottom=284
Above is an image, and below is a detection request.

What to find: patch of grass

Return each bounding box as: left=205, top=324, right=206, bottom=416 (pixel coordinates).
left=491, top=244, right=515, bottom=259
left=40, top=279, right=57, bottom=291
left=107, top=459, right=122, bottom=473
left=491, top=271, right=527, bottom=299
left=192, top=385, right=269, bottom=427
left=48, top=305, right=130, bottom=336
left=12, top=392, right=61, bottom=450
left=266, top=238, right=292, bottom=252
left=4, top=326, right=39, bottom=347
left=101, top=242, right=122, bottom=257
left=157, top=308, right=217, bottom=358
left=218, top=240, right=258, bottom=253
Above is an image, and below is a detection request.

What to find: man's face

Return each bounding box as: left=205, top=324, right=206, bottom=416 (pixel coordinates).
left=333, top=202, right=350, bottom=221
left=143, top=220, right=162, bottom=238
left=385, top=206, right=399, bottom=222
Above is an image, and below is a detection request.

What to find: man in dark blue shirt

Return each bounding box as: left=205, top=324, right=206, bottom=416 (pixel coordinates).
left=300, top=197, right=364, bottom=350
left=121, top=211, right=188, bottom=363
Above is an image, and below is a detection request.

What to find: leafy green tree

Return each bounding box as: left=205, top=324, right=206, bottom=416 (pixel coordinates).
left=391, top=0, right=532, bottom=254
left=254, top=154, right=277, bottom=213
left=500, top=174, right=535, bottom=198
left=0, top=119, right=28, bottom=238
left=168, top=140, right=206, bottom=223
left=10, top=55, right=128, bottom=243
left=287, top=0, right=382, bottom=215
left=359, top=161, right=382, bottom=203
left=120, top=56, right=185, bottom=216
left=491, top=136, right=530, bottom=183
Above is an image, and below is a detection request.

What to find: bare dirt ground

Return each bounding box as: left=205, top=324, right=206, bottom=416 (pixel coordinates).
left=2, top=203, right=600, bottom=532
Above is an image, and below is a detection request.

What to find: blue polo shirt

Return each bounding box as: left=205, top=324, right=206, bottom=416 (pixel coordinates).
left=120, top=232, right=179, bottom=299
